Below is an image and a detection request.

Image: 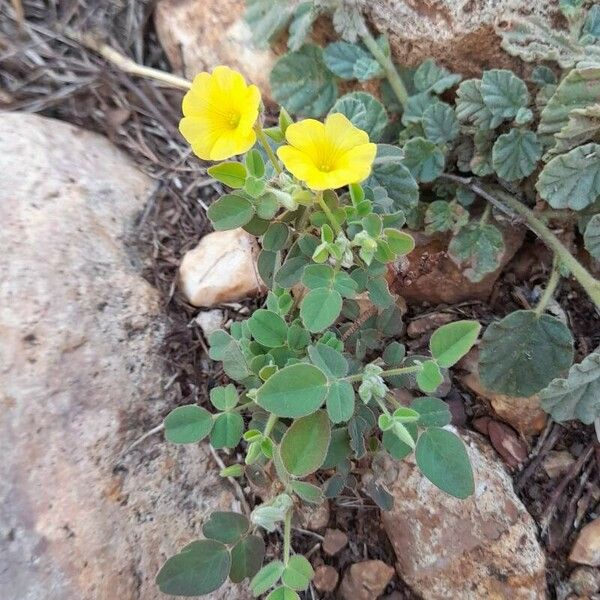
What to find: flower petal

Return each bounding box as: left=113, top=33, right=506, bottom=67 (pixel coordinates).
left=284, top=119, right=326, bottom=156
left=277, top=146, right=319, bottom=182
left=210, top=128, right=256, bottom=161
left=337, top=142, right=378, bottom=182
left=179, top=117, right=221, bottom=160
left=325, top=113, right=370, bottom=152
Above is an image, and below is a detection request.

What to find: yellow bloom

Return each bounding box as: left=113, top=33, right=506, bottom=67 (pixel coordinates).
left=277, top=113, right=377, bottom=190
left=179, top=66, right=261, bottom=161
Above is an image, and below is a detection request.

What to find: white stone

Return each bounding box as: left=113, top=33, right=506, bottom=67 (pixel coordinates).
left=195, top=309, right=225, bottom=337
left=179, top=228, right=263, bottom=307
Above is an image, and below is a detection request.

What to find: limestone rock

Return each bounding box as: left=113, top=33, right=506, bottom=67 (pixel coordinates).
left=340, top=560, right=395, bottom=600
left=381, top=430, right=547, bottom=599
left=388, top=226, right=525, bottom=306
left=155, top=0, right=276, bottom=99
left=570, top=519, right=600, bottom=567
left=569, top=566, right=600, bottom=596
left=0, top=113, right=246, bottom=600
left=313, top=565, right=339, bottom=593
left=322, top=528, right=349, bottom=556
left=179, top=228, right=264, bottom=307
left=195, top=309, right=226, bottom=338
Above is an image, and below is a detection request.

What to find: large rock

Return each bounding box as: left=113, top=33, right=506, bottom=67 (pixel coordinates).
left=154, top=0, right=554, bottom=102
left=388, top=226, right=525, bottom=305
left=381, top=429, right=547, bottom=599
left=0, top=113, right=246, bottom=600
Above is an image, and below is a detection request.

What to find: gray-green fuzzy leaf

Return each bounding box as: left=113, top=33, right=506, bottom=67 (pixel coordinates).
left=455, top=79, right=494, bottom=129
left=413, top=58, right=462, bottom=94
left=403, top=137, right=445, bottom=183
left=329, top=92, right=388, bottom=142
left=584, top=213, right=600, bottom=260
left=422, top=102, right=459, bottom=144
left=323, top=41, right=371, bottom=79
left=480, top=69, right=529, bottom=128
left=492, top=129, right=542, bottom=181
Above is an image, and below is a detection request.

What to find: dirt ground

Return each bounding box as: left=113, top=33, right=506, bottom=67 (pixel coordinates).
left=1, top=2, right=599, bottom=598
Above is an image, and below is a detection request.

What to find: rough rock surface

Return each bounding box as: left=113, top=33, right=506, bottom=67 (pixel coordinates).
left=570, top=518, right=600, bottom=567
left=179, top=228, right=264, bottom=307
left=155, top=0, right=276, bottom=97
left=339, top=560, right=395, bottom=600
left=155, top=0, right=554, bottom=101
left=0, top=113, right=246, bottom=600
left=381, top=429, right=547, bottom=599
left=388, top=226, right=525, bottom=305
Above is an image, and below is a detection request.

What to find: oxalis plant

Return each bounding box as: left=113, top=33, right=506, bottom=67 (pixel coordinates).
left=244, top=0, right=600, bottom=423
left=156, top=66, right=482, bottom=597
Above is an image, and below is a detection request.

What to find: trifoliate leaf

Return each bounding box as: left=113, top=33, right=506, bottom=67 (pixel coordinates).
left=479, top=310, right=574, bottom=396
left=323, top=41, right=371, bottom=79
left=270, top=45, right=337, bottom=117
left=536, top=143, right=600, bottom=210
left=422, top=101, right=459, bottom=144
left=480, top=69, right=529, bottom=128
left=424, top=200, right=468, bottom=235
left=413, top=58, right=462, bottom=94
left=584, top=213, right=600, bottom=260
left=455, top=79, right=494, bottom=129
left=287, top=2, right=315, bottom=51
left=401, top=92, right=437, bottom=126
left=448, top=222, right=505, bottom=282
left=329, top=92, right=388, bottom=142
left=538, top=67, right=600, bottom=139
left=245, top=0, right=291, bottom=48
left=492, top=128, right=542, bottom=181
left=540, top=351, right=600, bottom=424
left=403, top=137, right=445, bottom=183
left=365, top=144, right=419, bottom=212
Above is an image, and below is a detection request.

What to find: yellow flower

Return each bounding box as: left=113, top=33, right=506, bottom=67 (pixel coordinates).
left=179, top=66, right=261, bottom=161
left=277, top=113, right=377, bottom=190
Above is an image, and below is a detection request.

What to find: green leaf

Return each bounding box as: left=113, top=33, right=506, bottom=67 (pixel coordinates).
left=280, top=410, right=331, bottom=477
left=257, top=249, right=278, bottom=288
left=422, top=101, right=459, bottom=144
left=263, top=223, right=290, bottom=251
left=246, top=148, right=265, bottom=178
left=210, top=384, right=238, bottom=411
left=353, top=55, right=385, bottom=81
left=333, top=271, right=359, bottom=297
left=414, top=58, right=462, bottom=94
left=270, top=45, right=337, bottom=117
left=416, top=360, right=443, bottom=394
left=251, top=561, right=285, bottom=596
left=411, top=397, right=452, bottom=427
left=287, top=322, right=311, bottom=351
left=290, top=480, right=324, bottom=504
left=256, top=363, right=328, bottom=417
left=207, top=162, right=247, bottom=188
left=207, top=194, right=255, bottom=231
left=302, top=264, right=334, bottom=290
left=455, top=79, right=494, bottom=129
left=539, top=68, right=600, bottom=139
left=430, top=320, right=482, bottom=368
left=245, top=0, right=291, bottom=47
left=266, top=586, right=301, bottom=600
left=326, top=380, right=355, bottom=424
left=323, top=41, right=371, bottom=79
left=164, top=405, right=213, bottom=444
left=403, top=137, right=445, bottom=183
left=540, top=351, right=600, bottom=424
left=384, top=228, right=415, bottom=255
left=480, top=69, right=529, bottom=127
left=208, top=330, right=253, bottom=383
left=249, top=309, right=288, bottom=347
left=424, top=200, right=468, bottom=235
left=203, top=512, right=249, bottom=545
left=382, top=422, right=417, bottom=460
left=322, top=428, right=352, bottom=469
left=230, top=535, right=265, bottom=583
left=531, top=65, right=557, bottom=86
left=448, top=222, right=505, bottom=282
left=330, top=92, right=388, bottom=142
left=300, top=287, right=343, bottom=333
left=401, top=91, right=436, bottom=125
left=288, top=2, right=315, bottom=51
left=584, top=5, right=600, bottom=39
left=307, top=343, right=348, bottom=378
left=365, top=144, right=419, bottom=212
left=584, top=213, right=600, bottom=259
left=479, top=309, right=574, bottom=396
left=415, top=428, right=474, bottom=499
left=275, top=256, right=308, bottom=288
left=156, top=539, right=231, bottom=596
left=550, top=104, right=600, bottom=157
left=281, top=555, right=314, bottom=591
left=210, top=412, right=244, bottom=449
left=536, top=143, right=600, bottom=210
left=366, top=275, right=394, bottom=308
left=492, top=129, right=542, bottom=181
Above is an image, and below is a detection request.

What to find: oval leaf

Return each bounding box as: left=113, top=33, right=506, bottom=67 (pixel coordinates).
left=210, top=412, right=244, bottom=449
left=164, top=405, right=213, bottom=444
left=207, top=162, right=247, bottom=188
left=430, top=320, right=481, bottom=368
left=207, top=194, right=255, bottom=231
left=230, top=535, right=266, bottom=583
left=203, top=511, right=249, bottom=545
left=300, top=287, right=343, bottom=333
left=249, top=309, right=289, bottom=347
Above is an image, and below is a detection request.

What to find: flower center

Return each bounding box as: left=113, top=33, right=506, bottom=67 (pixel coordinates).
left=226, top=110, right=241, bottom=129
left=319, top=162, right=333, bottom=172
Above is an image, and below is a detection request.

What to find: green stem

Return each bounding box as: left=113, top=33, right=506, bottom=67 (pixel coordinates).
left=255, top=124, right=283, bottom=175
left=283, top=509, right=292, bottom=566
left=479, top=203, right=492, bottom=225
left=444, top=174, right=600, bottom=309
left=263, top=413, right=278, bottom=439
left=316, top=190, right=341, bottom=235
left=375, top=396, right=391, bottom=416
left=534, top=255, right=562, bottom=316
left=344, top=365, right=421, bottom=383
left=360, top=28, right=408, bottom=109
